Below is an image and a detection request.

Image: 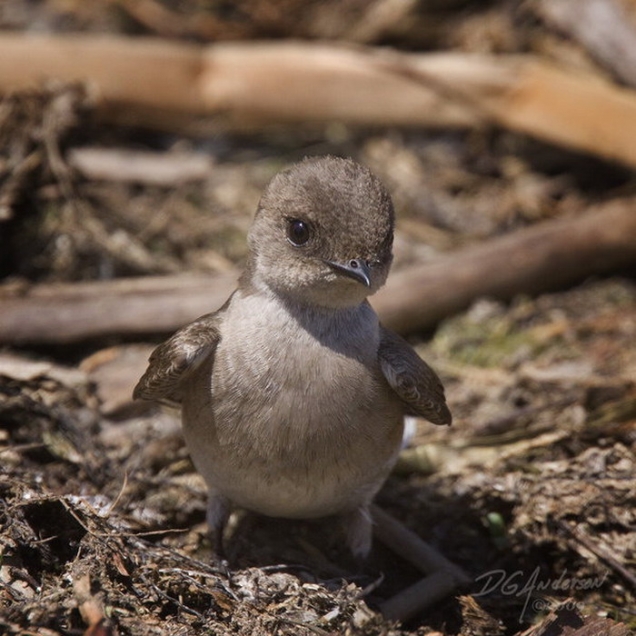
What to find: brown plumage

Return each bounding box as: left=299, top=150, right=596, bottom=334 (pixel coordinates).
left=134, top=156, right=451, bottom=559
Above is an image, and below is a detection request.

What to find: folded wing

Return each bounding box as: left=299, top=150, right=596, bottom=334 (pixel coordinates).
left=378, top=326, right=452, bottom=426
left=133, top=312, right=222, bottom=406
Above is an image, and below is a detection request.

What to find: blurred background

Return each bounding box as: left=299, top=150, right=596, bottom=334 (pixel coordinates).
left=0, top=2, right=635, bottom=635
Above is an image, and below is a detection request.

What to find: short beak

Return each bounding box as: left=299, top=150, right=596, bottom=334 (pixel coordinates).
left=323, top=258, right=372, bottom=288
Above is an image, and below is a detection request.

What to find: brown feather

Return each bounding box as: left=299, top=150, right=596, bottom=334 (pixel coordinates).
left=133, top=311, right=223, bottom=405
left=378, top=326, right=452, bottom=426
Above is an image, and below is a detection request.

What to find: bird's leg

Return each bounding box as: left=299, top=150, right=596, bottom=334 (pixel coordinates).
left=343, top=506, right=374, bottom=563
left=206, top=492, right=231, bottom=562
left=370, top=504, right=470, bottom=622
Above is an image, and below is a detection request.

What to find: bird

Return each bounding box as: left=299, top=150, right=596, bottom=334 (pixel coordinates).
left=134, top=155, right=451, bottom=562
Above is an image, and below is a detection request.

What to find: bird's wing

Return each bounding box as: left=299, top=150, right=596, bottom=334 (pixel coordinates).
left=133, top=311, right=223, bottom=406
left=378, top=326, right=452, bottom=426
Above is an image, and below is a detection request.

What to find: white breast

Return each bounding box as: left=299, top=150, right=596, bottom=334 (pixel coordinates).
left=182, top=289, right=405, bottom=518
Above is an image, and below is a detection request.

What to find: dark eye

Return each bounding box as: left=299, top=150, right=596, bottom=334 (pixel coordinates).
left=287, top=219, right=311, bottom=246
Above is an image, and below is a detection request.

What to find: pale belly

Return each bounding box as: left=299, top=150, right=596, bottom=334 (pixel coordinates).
left=181, top=326, right=405, bottom=519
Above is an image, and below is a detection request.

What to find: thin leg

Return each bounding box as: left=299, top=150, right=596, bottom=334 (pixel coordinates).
left=206, top=492, right=231, bottom=561
left=343, top=506, right=373, bottom=562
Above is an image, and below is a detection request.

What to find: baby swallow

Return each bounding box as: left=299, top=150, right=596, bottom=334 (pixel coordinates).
left=134, top=156, right=451, bottom=560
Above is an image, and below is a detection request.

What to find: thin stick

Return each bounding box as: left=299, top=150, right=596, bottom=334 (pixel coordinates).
left=558, top=520, right=636, bottom=591
left=371, top=505, right=469, bottom=581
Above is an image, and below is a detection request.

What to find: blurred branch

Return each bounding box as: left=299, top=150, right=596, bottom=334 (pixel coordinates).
left=2, top=198, right=635, bottom=345
left=373, top=197, right=636, bottom=334
left=0, top=273, right=238, bottom=345
left=67, top=147, right=213, bottom=185
left=536, top=0, right=636, bottom=87
left=2, top=36, right=636, bottom=166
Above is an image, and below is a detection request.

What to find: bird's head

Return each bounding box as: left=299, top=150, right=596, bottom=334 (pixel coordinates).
left=245, top=156, right=394, bottom=309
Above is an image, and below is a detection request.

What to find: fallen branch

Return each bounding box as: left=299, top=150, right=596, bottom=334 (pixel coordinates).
left=2, top=36, right=636, bottom=166
left=372, top=504, right=470, bottom=622
left=373, top=198, right=636, bottom=334
left=67, top=147, right=213, bottom=185
left=2, top=199, right=635, bottom=345
left=0, top=274, right=238, bottom=345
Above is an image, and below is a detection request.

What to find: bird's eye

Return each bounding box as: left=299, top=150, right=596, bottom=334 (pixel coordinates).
left=287, top=219, right=311, bottom=246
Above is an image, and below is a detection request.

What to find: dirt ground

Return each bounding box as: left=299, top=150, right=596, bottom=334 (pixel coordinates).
left=1, top=2, right=636, bottom=635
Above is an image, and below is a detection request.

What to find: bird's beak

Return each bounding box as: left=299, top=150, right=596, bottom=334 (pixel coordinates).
left=323, top=258, right=372, bottom=288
